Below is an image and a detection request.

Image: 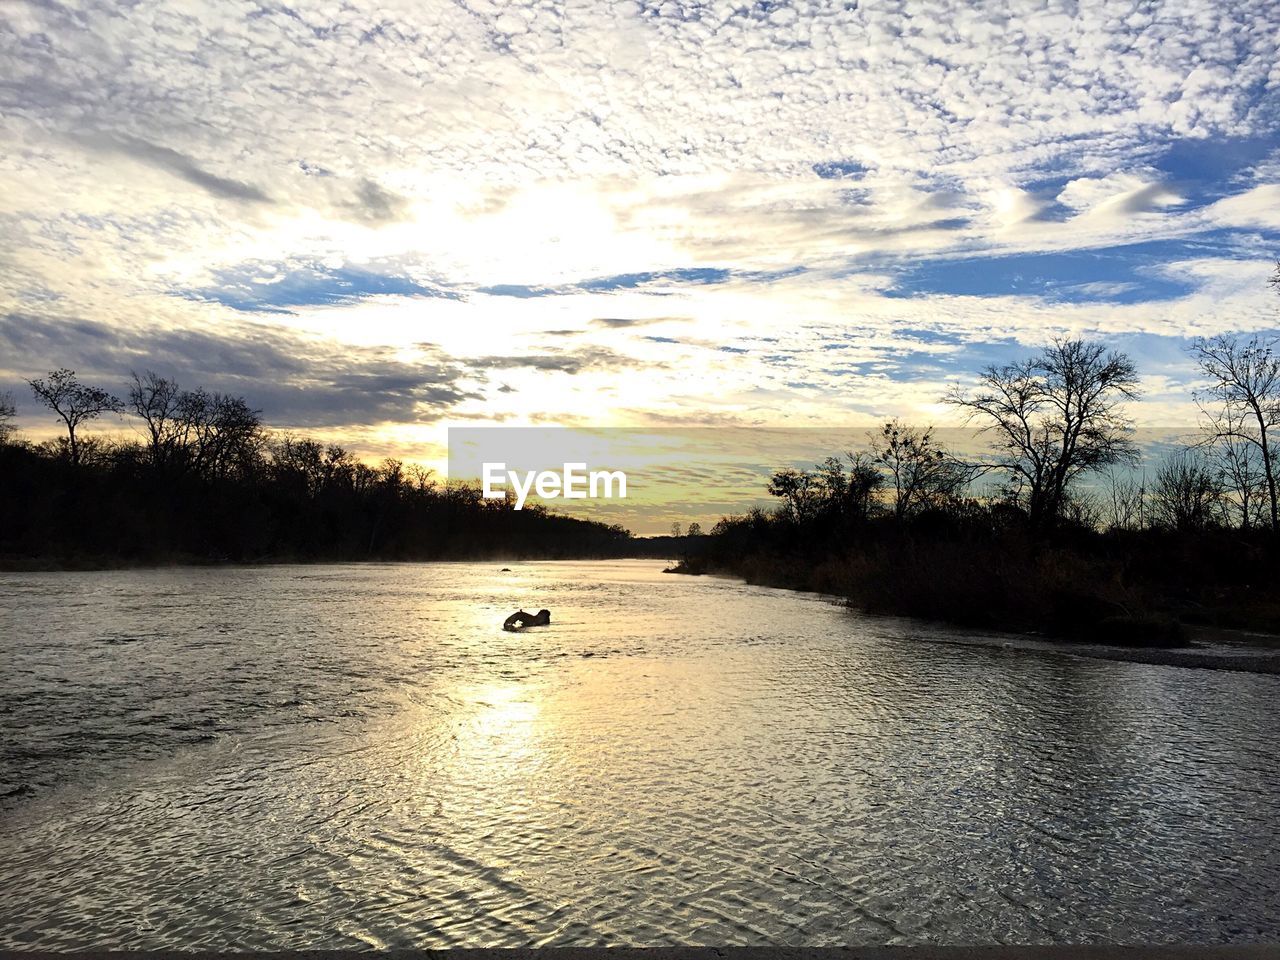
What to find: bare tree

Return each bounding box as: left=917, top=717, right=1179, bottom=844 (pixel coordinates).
left=944, top=339, right=1140, bottom=531
left=0, top=391, right=15, bottom=445
left=1207, top=406, right=1270, bottom=529
left=179, top=389, right=263, bottom=481
left=812, top=456, right=846, bottom=510
left=1061, top=488, right=1104, bottom=531
left=270, top=434, right=327, bottom=496
left=868, top=419, right=973, bottom=520
left=1102, top=468, right=1147, bottom=531
left=1150, top=451, right=1225, bottom=532
left=26, top=368, right=123, bottom=465
left=1190, top=333, right=1280, bottom=531
left=128, top=370, right=186, bottom=467
left=405, top=463, right=436, bottom=493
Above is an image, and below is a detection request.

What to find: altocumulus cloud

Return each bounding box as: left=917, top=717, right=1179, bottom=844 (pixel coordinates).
left=0, top=0, right=1277, bottom=441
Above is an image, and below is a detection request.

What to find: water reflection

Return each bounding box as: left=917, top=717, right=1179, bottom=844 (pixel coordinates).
left=1, top=561, right=1279, bottom=948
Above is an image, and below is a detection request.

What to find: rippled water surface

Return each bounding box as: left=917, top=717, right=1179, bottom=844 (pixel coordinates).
left=2, top=560, right=1279, bottom=947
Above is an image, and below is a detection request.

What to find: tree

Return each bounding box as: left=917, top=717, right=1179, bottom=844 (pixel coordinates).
left=769, top=454, right=885, bottom=524
left=812, top=456, right=847, bottom=515
left=687, top=521, right=703, bottom=537
left=843, top=452, right=885, bottom=521
left=766, top=468, right=820, bottom=523
left=869, top=419, right=972, bottom=520
left=944, top=339, right=1140, bottom=531
left=0, top=391, right=15, bottom=445
left=1190, top=333, right=1280, bottom=531
left=1102, top=468, right=1147, bottom=531
left=179, top=389, right=264, bottom=481
left=128, top=370, right=186, bottom=467
left=1212, top=421, right=1269, bottom=529
left=1149, top=452, right=1224, bottom=532
left=669, top=521, right=683, bottom=538
left=26, top=368, right=123, bottom=465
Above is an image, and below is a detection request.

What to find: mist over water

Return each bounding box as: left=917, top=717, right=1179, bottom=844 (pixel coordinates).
left=2, top=560, right=1278, bottom=948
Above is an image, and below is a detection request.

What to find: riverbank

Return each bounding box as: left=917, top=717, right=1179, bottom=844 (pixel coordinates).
left=671, top=559, right=1280, bottom=676
left=670, top=522, right=1280, bottom=650
left=879, top=616, right=1280, bottom=676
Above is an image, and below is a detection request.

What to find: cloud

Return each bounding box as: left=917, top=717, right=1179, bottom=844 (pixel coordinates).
left=340, top=178, right=410, bottom=225
left=591, top=316, right=689, bottom=329
left=0, top=311, right=477, bottom=427
left=464, top=347, right=649, bottom=375
left=85, top=135, right=272, bottom=204
left=0, top=0, right=1277, bottom=449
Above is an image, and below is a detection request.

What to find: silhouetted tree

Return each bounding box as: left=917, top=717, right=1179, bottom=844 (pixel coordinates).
left=1190, top=333, right=1280, bottom=531
left=1150, top=451, right=1224, bottom=532
left=812, top=456, right=847, bottom=513
left=128, top=371, right=187, bottom=468
left=687, top=521, right=703, bottom=536
left=843, top=452, right=885, bottom=521
left=767, top=468, right=821, bottom=523
left=769, top=453, right=886, bottom=526
left=1102, top=468, right=1147, bottom=531
left=26, top=369, right=123, bottom=466
left=869, top=419, right=972, bottom=520
left=945, top=339, right=1140, bottom=531
left=0, top=392, right=15, bottom=445
left=1212, top=421, right=1269, bottom=529
left=179, top=390, right=264, bottom=481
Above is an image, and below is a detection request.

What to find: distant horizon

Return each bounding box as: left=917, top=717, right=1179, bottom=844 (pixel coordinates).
left=0, top=374, right=1242, bottom=535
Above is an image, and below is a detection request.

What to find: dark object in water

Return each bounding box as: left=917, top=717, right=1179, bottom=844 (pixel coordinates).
left=500, top=567, right=512, bottom=572
left=504, top=609, right=550, bottom=631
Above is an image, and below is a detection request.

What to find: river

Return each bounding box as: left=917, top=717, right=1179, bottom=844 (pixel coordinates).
left=1, top=560, right=1278, bottom=947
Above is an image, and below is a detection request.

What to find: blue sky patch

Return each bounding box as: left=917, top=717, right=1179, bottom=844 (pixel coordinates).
left=813, top=159, right=868, bottom=180
left=579, top=268, right=731, bottom=291
left=1018, top=135, right=1279, bottom=222
left=185, top=261, right=460, bottom=312
left=879, top=240, right=1242, bottom=304
left=477, top=283, right=563, bottom=298
left=1157, top=135, right=1276, bottom=185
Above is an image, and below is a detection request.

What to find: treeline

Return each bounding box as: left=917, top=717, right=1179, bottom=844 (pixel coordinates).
left=0, top=371, right=631, bottom=567
left=678, top=333, right=1280, bottom=644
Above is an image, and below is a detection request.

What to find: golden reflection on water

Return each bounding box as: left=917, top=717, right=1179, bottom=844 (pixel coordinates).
left=466, top=682, right=541, bottom=752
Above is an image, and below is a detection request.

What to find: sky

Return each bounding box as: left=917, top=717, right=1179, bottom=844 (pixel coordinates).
left=2, top=0, right=1279, bottom=472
